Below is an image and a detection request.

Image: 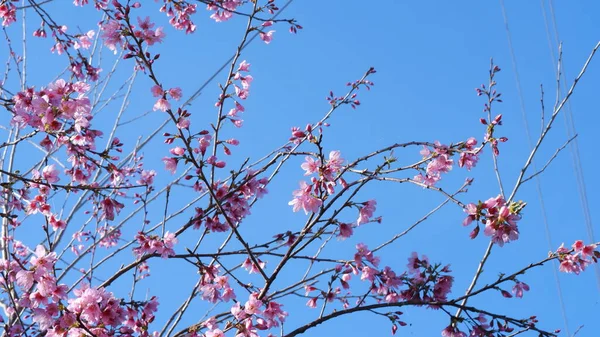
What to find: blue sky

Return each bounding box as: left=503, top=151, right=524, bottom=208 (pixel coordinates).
left=2, top=1, right=600, bottom=336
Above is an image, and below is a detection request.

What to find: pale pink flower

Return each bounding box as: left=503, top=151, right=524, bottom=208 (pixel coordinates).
left=414, top=173, right=439, bottom=187
left=288, top=181, right=322, bottom=215
left=74, top=30, right=95, bottom=49
left=137, top=169, right=156, bottom=185
left=150, top=85, right=163, bottom=97
left=168, top=87, right=182, bottom=100
left=260, top=30, right=275, bottom=44
left=177, top=117, right=190, bottom=129
left=357, top=200, right=377, bottom=225
left=100, top=20, right=122, bottom=53
left=426, top=154, right=453, bottom=175
left=162, top=157, right=178, bottom=174
left=238, top=60, right=251, bottom=72
left=169, top=147, right=185, bottom=156
left=42, top=164, right=60, bottom=183
left=244, top=297, right=263, bottom=315
left=301, top=156, right=320, bottom=176
left=326, top=150, right=344, bottom=172
left=153, top=98, right=170, bottom=111
left=235, top=85, right=249, bottom=100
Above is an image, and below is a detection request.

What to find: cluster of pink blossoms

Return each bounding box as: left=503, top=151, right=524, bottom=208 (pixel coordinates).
left=557, top=240, right=599, bottom=274
left=2, top=244, right=159, bottom=336
left=100, top=3, right=166, bottom=55
left=151, top=84, right=182, bottom=112
left=10, top=79, right=134, bottom=191
left=463, top=195, right=523, bottom=246
left=414, top=143, right=454, bottom=186
left=415, top=139, right=480, bottom=187
left=189, top=171, right=268, bottom=233
left=0, top=2, right=16, bottom=26
left=206, top=0, right=242, bottom=22
left=336, top=200, right=379, bottom=240
left=197, top=294, right=287, bottom=337
left=133, top=231, right=178, bottom=258
left=160, top=1, right=197, bottom=33
left=305, top=245, right=454, bottom=321
left=289, top=150, right=345, bottom=215
left=198, top=265, right=236, bottom=303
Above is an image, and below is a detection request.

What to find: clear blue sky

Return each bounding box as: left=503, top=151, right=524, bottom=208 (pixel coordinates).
left=3, top=1, right=600, bottom=336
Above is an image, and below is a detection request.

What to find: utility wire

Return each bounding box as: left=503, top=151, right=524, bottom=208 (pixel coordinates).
left=543, top=0, right=600, bottom=294
left=499, top=1, right=571, bottom=335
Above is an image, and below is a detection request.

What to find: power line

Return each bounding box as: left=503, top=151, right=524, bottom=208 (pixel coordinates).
left=543, top=0, right=600, bottom=293
left=499, top=1, right=571, bottom=335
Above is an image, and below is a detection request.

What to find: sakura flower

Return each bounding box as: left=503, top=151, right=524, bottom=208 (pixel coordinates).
left=162, top=157, right=178, bottom=174
left=41, top=164, right=60, bottom=183
left=260, top=30, right=275, bottom=44
left=238, top=60, right=251, bottom=72
left=100, top=20, right=122, bottom=53
left=357, top=200, right=377, bottom=225
left=512, top=281, right=529, bottom=298
left=168, top=87, right=182, bottom=100
left=301, top=156, right=320, bottom=176
left=433, top=275, right=453, bottom=301
left=288, top=181, right=322, bottom=215
left=326, top=150, right=344, bottom=172
left=74, top=30, right=95, bottom=50
left=337, top=223, right=354, bottom=239
left=169, top=147, right=186, bottom=156
left=150, top=85, right=163, bottom=97
left=137, top=169, right=156, bottom=185
left=153, top=98, right=171, bottom=111
left=100, top=198, right=124, bottom=221
left=244, top=294, right=263, bottom=315
left=462, top=203, right=479, bottom=226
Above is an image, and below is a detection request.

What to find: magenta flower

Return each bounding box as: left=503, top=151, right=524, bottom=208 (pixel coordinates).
left=433, top=275, right=454, bottom=301
left=337, top=223, right=354, bottom=239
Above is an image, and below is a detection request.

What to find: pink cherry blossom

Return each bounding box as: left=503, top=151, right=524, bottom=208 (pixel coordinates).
left=151, top=85, right=163, bottom=97
left=238, top=60, right=251, bottom=72
left=357, top=200, right=377, bottom=225
left=162, top=157, right=178, bottom=174
left=168, top=87, right=182, bottom=100
left=512, top=281, right=530, bottom=298
left=153, top=98, right=171, bottom=111
left=260, top=30, right=275, bottom=44
left=42, top=164, right=60, bottom=183
left=301, top=156, right=320, bottom=176
left=288, top=181, right=322, bottom=215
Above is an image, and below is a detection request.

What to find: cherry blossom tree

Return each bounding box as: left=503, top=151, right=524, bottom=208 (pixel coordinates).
left=0, top=1, right=598, bottom=337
